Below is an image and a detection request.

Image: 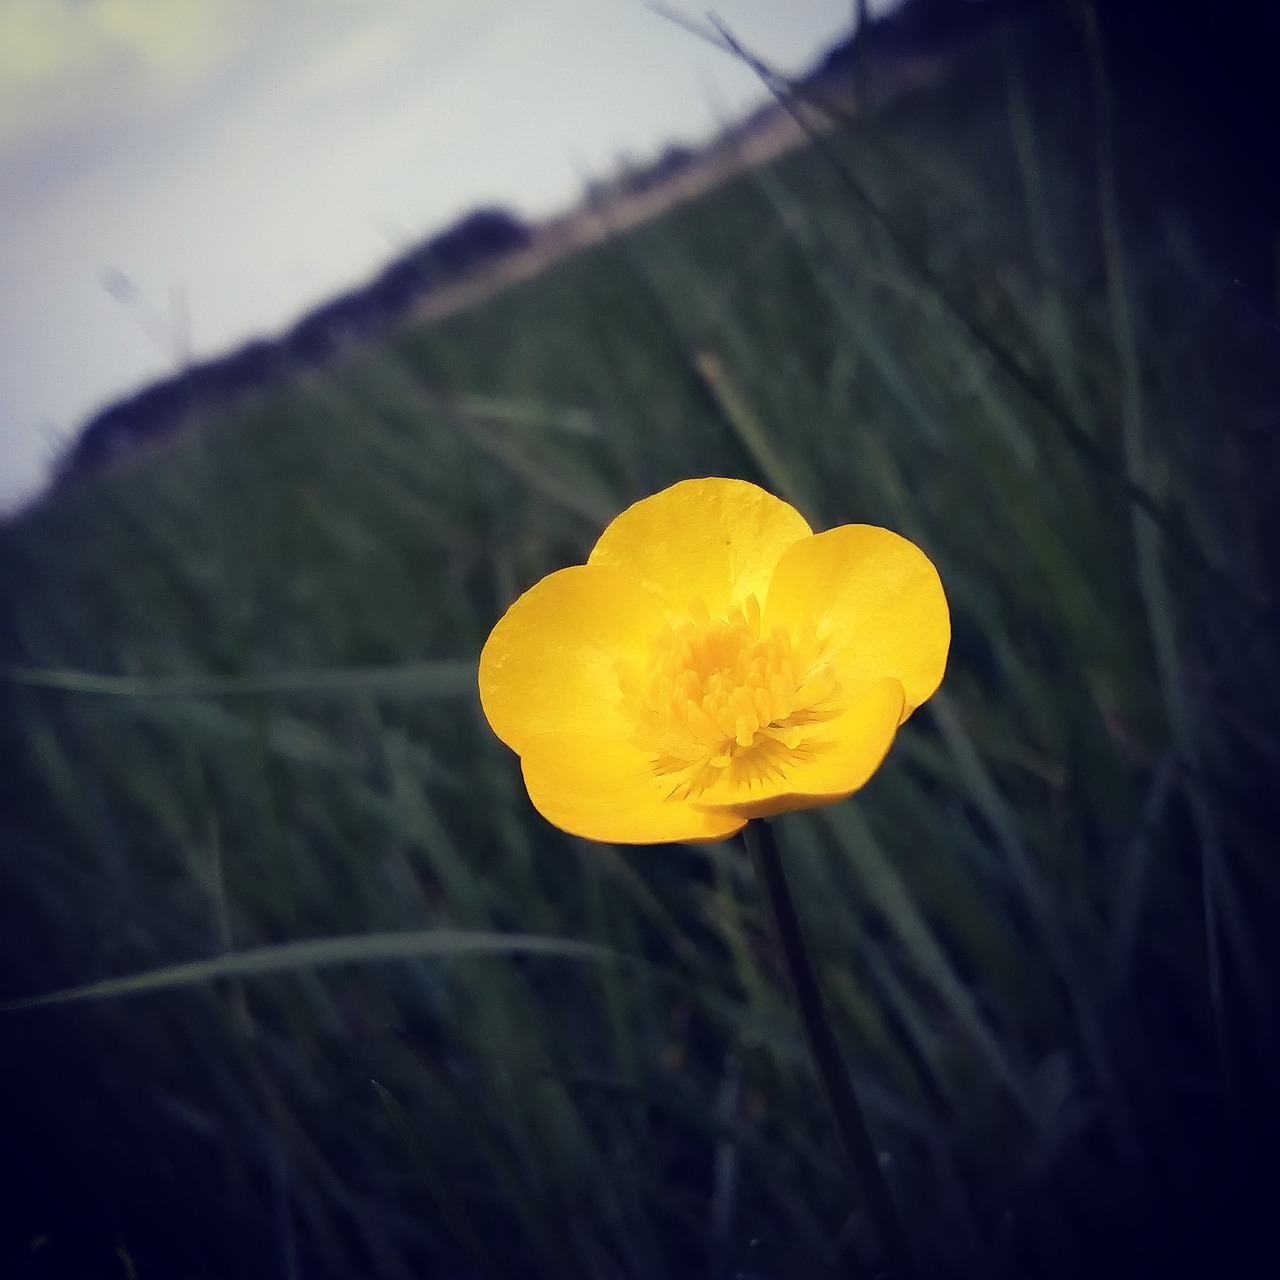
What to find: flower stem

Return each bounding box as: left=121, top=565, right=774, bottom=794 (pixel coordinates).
left=743, top=818, right=917, bottom=1280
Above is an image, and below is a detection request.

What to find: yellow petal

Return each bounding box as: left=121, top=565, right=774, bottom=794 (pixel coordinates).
left=520, top=732, right=747, bottom=845
left=588, top=478, right=812, bottom=617
left=764, top=525, right=949, bottom=721
left=479, top=564, right=665, bottom=754
left=695, top=677, right=905, bottom=819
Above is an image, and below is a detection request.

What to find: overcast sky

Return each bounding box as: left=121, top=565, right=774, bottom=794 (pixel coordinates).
left=0, top=0, right=890, bottom=514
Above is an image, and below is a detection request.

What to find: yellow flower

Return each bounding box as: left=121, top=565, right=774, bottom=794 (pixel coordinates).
left=479, top=478, right=950, bottom=845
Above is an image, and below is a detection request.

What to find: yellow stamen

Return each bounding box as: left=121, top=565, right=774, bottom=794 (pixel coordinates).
left=619, top=594, right=838, bottom=795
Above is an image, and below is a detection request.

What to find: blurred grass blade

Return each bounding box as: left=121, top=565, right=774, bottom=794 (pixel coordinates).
left=1088, top=7, right=1276, bottom=1082
left=453, top=392, right=597, bottom=436
left=390, top=1030, right=598, bottom=1280
left=1106, top=751, right=1178, bottom=996
left=548, top=1069, right=837, bottom=1253
left=5, top=660, right=478, bottom=700
left=819, top=806, right=1037, bottom=1122
left=2, top=931, right=613, bottom=1012
left=709, top=1050, right=742, bottom=1271
left=436, top=410, right=617, bottom=526
left=373, top=1080, right=511, bottom=1280
left=930, top=691, right=1143, bottom=1168
left=694, top=349, right=819, bottom=521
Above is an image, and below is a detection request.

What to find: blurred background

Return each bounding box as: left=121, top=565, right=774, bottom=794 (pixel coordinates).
left=0, top=0, right=871, bottom=515
left=2, top=0, right=1279, bottom=1277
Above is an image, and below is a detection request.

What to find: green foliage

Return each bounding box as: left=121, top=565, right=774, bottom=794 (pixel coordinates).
left=2, top=13, right=1277, bottom=1278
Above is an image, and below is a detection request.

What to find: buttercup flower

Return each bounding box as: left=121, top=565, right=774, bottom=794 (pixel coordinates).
left=479, top=478, right=949, bottom=844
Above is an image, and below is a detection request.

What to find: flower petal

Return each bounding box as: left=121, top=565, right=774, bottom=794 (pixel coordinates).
left=695, top=677, right=905, bottom=819
left=520, top=733, right=747, bottom=844
left=588, top=478, right=812, bottom=616
left=765, top=525, right=949, bottom=720
left=479, top=564, right=665, bottom=754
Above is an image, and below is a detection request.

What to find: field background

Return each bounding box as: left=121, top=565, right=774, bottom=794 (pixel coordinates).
left=3, top=6, right=1279, bottom=1278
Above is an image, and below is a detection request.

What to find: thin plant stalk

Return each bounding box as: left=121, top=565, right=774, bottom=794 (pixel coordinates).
left=742, top=818, right=917, bottom=1280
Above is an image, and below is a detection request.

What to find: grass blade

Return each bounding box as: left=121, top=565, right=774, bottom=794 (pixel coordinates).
left=5, top=660, right=478, bottom=700
left=373, top=1080, right=512, bottom=1280
left=1, top=931, right=614, bottom=1012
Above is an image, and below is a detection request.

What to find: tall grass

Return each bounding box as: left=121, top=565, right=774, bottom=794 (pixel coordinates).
left=2, top=9, right=1278, bottom=1277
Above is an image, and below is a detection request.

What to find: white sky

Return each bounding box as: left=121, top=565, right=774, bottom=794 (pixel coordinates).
left=0, top=0, right=879, bottom=514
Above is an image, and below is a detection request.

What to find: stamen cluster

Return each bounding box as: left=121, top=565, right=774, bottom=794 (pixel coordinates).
left=619, top=594, right=836, bottom=792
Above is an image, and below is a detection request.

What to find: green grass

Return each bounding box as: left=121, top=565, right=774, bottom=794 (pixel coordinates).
left=2, top=10, right=1278, bottom=1278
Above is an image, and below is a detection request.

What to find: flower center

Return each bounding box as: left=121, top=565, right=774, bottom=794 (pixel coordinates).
left=618, top=594, right=837, bottom=796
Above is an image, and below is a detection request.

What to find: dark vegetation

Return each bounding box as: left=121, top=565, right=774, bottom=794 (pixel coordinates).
left=2, top=1, right=1279, bottom=1277
left=56, top=209, right=531, bottom=481
left=50, top=0, right=1023, bottom=493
